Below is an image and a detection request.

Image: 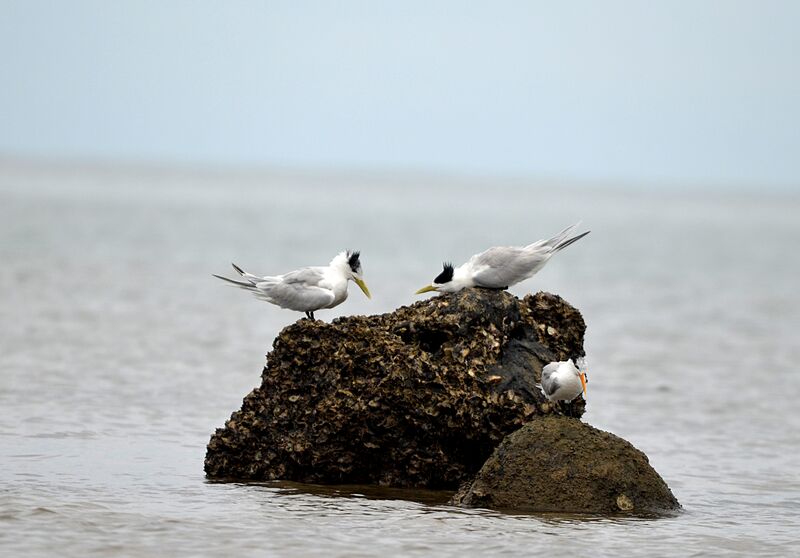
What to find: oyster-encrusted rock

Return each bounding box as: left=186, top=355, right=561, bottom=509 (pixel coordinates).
left=205, top=289, right=586, bottom=487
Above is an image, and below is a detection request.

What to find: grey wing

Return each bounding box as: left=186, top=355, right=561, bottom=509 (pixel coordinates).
left=540, top=362, right=560, bottom=397
left=541, top=362, right=559, bottom=382
left=282, top=267, right=326, bottom=285
left=470, top=246, right=544, bottom=288
left=257, top=267, right=334, bottom=311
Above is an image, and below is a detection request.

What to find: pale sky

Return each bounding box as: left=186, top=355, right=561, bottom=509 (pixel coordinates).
left=1, top=1, right=798, bottom=190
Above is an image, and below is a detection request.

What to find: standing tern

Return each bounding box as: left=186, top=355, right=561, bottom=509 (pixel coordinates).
left=539, top=358, right=588, bottom=416
left=415, top=223, right=589, bottom=294
left=213, top=250, right=371, bottom=320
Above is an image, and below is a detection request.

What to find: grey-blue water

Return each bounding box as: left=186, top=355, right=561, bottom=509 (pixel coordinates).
left=1, top=162, right=799, bottom=557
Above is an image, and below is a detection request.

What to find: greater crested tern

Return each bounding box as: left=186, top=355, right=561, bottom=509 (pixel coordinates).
left=214, top=250, right=371, bottom=320
left=539, top=357, right=588, bottom=416
left=415, top=223, right=589, bottom=294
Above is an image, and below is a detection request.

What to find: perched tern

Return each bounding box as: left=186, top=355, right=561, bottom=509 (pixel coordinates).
left=415, top=223, right=589, bottom=294
left=213, top=250, right=371, bottom=320
left=539, top=357, right=588, bottom=416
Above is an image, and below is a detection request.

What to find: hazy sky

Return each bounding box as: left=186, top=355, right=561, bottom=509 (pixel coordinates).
left=1, top=1, right=798, bottom=189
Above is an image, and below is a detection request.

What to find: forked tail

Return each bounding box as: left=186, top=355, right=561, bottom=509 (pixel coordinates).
left=533, top=222, right=590, bottom=252
left=212, top=273, right=259, bottom=292
left=232, top=263, right=273, bottom=285
left=213, top=263, right=264, bottom=293
left=553, top=229, right=590, bottom=252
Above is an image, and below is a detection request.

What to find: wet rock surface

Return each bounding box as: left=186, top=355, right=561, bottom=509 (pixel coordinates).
left=452, top=416, right=680, bottom=514
left=205, top=289, right=586, bottom=488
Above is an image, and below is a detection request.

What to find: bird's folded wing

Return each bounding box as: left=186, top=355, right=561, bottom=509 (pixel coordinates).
left=262, top=268, right=335, bottom=311
left=283, top=267, right=325, bottom=283
left=471, top=246, right=540, bottom=288
left=266, top=282, right=335, bottom=311
left=541, top=362, right=558, bottom=383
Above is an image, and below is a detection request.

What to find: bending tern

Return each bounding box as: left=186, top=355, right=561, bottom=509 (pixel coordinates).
left=213, top=250, right=371, bottom=320
left=415, top=223, right=589, bottom=294
left=539, top=357, right=588, bottom=416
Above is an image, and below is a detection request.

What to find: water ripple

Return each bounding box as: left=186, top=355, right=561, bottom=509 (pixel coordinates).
left=1, top=174, right=799, bottom=556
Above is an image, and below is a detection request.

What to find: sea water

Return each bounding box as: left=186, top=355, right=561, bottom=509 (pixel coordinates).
left=1, top=162, right=799, bottom=556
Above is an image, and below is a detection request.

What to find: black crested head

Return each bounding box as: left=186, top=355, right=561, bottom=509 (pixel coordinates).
left=434, top=262, right=454, bottom=284
left=346, top=250, right=361, bottom=272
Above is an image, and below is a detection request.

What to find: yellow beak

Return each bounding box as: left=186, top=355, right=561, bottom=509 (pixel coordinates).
left=415, top=284, right=437, bottom=295
left=354, top=277, right=371, bottom=299
left=580, top=373, right=587, bottom=395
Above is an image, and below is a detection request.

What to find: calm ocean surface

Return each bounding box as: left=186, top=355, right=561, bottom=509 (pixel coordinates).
left=1, top=162, right=799, bottom=557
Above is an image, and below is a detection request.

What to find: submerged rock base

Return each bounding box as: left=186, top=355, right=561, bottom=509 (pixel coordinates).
left=452, top=416, right=680, bottom=514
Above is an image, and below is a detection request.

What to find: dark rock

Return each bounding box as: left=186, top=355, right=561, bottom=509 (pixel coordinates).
left=451, top=416, right=680, bottom=514
left=205, top=289, right=586, bottom=488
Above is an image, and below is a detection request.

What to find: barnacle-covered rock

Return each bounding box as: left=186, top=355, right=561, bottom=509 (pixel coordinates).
left=451, top=416, right=680, bottom=513
left=205, top=289, right=586, bottom=488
